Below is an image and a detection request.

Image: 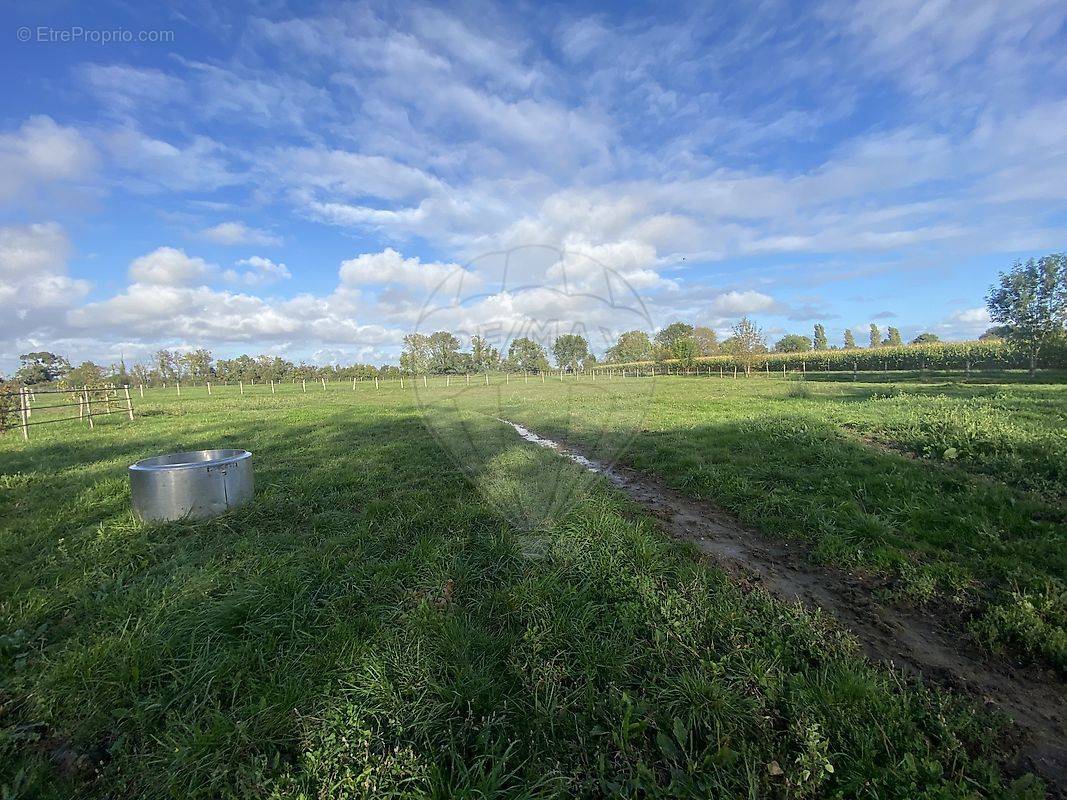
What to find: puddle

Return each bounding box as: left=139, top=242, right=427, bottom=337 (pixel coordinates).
left=498, top=418, right=1067, bottom=790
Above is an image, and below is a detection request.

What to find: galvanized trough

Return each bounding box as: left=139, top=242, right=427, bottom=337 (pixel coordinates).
left=129, top=449, right=253, bottom=522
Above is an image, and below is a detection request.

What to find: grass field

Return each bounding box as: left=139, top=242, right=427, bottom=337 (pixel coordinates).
left=1, top=375, right=1062, bottom=798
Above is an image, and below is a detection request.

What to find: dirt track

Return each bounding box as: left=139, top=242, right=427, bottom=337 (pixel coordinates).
left=499, top=419, right=1067, bottom=793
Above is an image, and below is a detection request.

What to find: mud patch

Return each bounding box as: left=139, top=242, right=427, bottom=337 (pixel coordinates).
left=498, top=418, right=1067, bottom=792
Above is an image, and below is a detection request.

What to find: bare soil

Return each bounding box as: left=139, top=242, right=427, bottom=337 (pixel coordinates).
left=500, top=419, right=1067, bottom=794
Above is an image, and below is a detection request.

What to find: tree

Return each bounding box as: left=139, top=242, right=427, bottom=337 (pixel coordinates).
left=427, top=331, right=461, bottom=373
left=986, top=254, right=1067, bottom=375
left=813, top=324, right=828, bottom=351
left=131, top=363, right=152, bottom=386
left=469, top=335, right=500, bottom=372
left=671, top=337, right=698, bottom=366
left=868, top=323, right=880, bottom=348
left=507, top=337, right=549, bottom=372
left=552, top=333, right=590, bottom=372
left=181, top=349, right=213, bottom=384
left=774, top=334, right=812, bottom=353
left=721, top=317, right=766, bottom=372
left=400, top=333, right=431, bottom=374
left=67, top=361, right=104, bottom=387
left=693, top=326, right=719, bottom=356
left=979, top=325, right=1012, bottom=341
left=16, top=352, right=70, bottom=385
left=605, top=330, right=653, bottom=363
left=882, top=327, right=903, bottom=347
left=154, top=349, right=178, bottom=382
left=655, top=322, right=694, bottom=352
left=911, top=332, right=941, bottom=345
left=843, top=329, right=857, bottom=349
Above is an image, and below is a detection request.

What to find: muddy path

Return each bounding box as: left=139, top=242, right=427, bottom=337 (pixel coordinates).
left=498, top=419, right=1067, bottom=793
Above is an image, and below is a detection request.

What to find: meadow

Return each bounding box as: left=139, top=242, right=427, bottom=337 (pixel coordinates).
left=1, top=373, right=1063, bottom=798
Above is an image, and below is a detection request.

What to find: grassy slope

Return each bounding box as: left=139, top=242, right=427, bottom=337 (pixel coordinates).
left=0, top=385, right=1047, bottom=798
left=488, top=375, right=1067, bottom=671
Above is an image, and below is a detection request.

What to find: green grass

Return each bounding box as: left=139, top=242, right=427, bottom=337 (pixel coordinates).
left=479, top=374, right=1067, bottom=672
left=0, top=380, right=1056, bottom=797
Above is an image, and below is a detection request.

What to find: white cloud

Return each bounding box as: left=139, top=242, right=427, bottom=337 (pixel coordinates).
left=949, top=307, right=992, bottom=325
left=102, top=128, right=240, bottom=193
left=0, top=117, right=97, bottom=206
left=709, top=290, right=778, bottom=315
left=199, top=222, right=283, bottom=247
left=339, top=248, right=473, bottom=291
left=223, top=256, right=292, bottom=287
left=0, top=223, right=90, bottom=328
left=128, top=247, right=212, bottom=286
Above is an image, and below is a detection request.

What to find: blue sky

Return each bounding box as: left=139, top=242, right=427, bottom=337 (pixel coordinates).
left=1, top=0, right=1065, bottom=370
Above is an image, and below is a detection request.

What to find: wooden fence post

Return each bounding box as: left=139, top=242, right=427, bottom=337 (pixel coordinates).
left=302, top=379, right=306, bottom=393
left=375, top=376, right=379, bottom=390
left=84, top=387, right=94, bottom=430
left=240, top=380, right=244, bottom=395
left=207, top=382, right=212, bottom=395
left=485, top=372, right=489, bottom=386
left=321, top=377, right=327, bottom=391
left=271, top=380, right=276, bottom=394
left=541, top=372, right=545, bottom=383
left=19, top=388, right=29, bottom=440
left=124, top=386, right=134, bottom=420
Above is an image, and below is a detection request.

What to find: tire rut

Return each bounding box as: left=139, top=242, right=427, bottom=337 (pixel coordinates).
left=498, top=418, right=1067, bottom=793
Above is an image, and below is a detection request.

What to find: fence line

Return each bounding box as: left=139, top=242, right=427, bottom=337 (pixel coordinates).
left=1, top=384, right=134, bottom=440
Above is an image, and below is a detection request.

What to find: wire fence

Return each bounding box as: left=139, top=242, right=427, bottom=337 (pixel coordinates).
left=0, top=384, right=134, bottom=440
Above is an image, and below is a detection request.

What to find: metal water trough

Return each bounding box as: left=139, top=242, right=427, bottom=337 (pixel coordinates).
left=129, top=449, right=253, bottom=522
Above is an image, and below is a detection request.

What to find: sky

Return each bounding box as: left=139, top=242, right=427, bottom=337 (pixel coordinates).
left=1, top=0, right=1065, bottom=371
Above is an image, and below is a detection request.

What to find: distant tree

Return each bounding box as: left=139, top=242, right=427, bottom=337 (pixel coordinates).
left=427, top=331, right=461, bottom=373
left=722, top=317, right=767, bottom=372
left=400, top=333, right=431, bottom=374
left=671, top=336, right=698, bottom=366
left=181, top=348, right=213, bottom=384
left=67, top=361, right=104, bottom=387
left=553, top=333, right=590, bottom=372
left=843, top=329, right=857, bottom=349
left=882, top=327, right=903, bottom=347
left=986, top=254, right=1067, bottom=375
left=813, top=324, right=828, bottom=351
left=979, top=325, right=1012, bottom=341
left=606, top=330, right=653, bottom=363
left=693, top=326, right=719, bottom=356
left=130, top=363, right=152, bottom=386
left=507, top=337, right=549, bottom=372
left=774, top=334, right=812, bottom=353
left=910, top=332, right=941, bottom=345
left=469, top=335, right=500, bottom=372
left=654, top=322, right=695, bottom=352
left=16, top=352, right=70, bottom=385
left=868, top=323, right=880, bottom=348
left=154, top=349, right=179, bottom=382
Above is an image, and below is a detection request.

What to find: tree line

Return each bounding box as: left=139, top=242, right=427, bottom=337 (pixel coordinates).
left=8, top=253, right=1065, bottom=386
